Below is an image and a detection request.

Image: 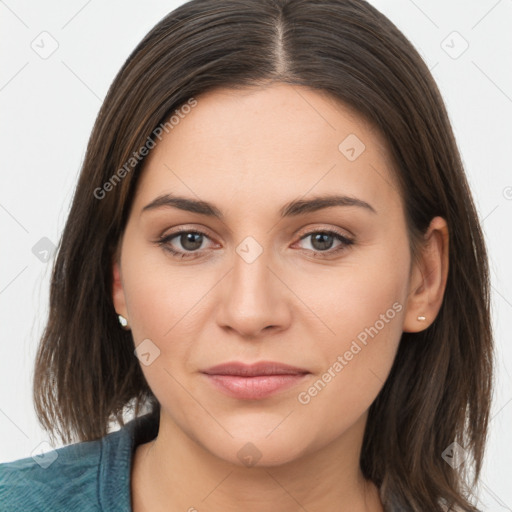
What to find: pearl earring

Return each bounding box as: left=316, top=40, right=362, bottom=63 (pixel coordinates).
left=118, top=314, right=130, bottom=330
left=417, top=315, right=426, bottom=321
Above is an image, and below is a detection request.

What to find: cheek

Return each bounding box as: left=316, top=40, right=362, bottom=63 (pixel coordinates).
left=294, top=231, right=409, bottom=351
left=122, top=236, right=209, bottom=341
left=318, top=244, right=408, bottom=439
left=120, top=246, right=210, bottom=427
left=289, top=297, right=405, bottom=451
left=290, top=237, right=409, bottom=414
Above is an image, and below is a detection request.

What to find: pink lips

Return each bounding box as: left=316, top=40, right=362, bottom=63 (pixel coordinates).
left=201, top=361, right=310, bottom=400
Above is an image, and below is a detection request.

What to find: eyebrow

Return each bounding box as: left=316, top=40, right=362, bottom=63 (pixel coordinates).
left=141, top=192, right=377, bottom=219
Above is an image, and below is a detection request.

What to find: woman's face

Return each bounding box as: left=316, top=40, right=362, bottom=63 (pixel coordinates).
left=113, top=83, right=428, bottom=467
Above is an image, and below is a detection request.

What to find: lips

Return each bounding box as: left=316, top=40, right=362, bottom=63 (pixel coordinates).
left=201, top=361, right=310, bottom=400
left=201, top=361, right=310, bottom=377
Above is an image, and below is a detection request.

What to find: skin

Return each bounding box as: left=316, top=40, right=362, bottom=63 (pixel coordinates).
left=112, top=82, right=449, bottom=512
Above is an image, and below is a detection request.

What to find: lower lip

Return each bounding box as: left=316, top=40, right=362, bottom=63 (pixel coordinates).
left=203, top=373, right=309, bottom=400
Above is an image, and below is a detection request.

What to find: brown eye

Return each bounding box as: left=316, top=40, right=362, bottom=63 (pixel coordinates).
left=176, top=232, right=204, bottom=251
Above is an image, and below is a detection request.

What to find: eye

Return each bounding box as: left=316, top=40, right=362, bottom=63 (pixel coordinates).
left=156, top=230, right=214, bottom=260
left=295, top=229, right=354, bottom=257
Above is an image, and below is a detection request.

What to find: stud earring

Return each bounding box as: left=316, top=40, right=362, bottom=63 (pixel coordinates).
left=118, top=314, right=130, bottom=330
left=417, top=315, right=426, bottom=321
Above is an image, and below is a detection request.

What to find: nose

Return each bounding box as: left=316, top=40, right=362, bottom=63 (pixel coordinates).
left=215, top=242, right=292, bottom=339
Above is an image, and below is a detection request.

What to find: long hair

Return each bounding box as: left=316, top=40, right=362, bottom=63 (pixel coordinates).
left=33, top=1, right=493, bottom=510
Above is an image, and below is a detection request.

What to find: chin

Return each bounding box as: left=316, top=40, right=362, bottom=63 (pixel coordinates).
left=200, top=430, right=312, bottom=469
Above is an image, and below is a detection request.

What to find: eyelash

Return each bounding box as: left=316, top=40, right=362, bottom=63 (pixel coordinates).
left=155, top=228, right=354, bottom=260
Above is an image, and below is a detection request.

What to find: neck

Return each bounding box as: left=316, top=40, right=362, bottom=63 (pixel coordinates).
left=131, top=411, right=383, bottom=512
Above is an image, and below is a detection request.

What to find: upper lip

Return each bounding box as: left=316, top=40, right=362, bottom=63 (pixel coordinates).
left=201, top=361, right=310, bottom=377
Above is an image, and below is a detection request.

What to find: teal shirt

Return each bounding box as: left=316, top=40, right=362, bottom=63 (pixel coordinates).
left=0, top=412, right=159, bottom=511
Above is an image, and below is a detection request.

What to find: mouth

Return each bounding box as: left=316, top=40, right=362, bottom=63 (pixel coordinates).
left=200, top=361, right=311, bottom=400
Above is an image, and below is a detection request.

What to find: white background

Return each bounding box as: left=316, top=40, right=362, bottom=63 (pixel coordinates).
left=1, top=0, right=511, bottom=509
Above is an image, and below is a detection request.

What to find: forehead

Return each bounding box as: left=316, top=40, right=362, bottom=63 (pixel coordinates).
left=134, top=83, right=403, bottom=218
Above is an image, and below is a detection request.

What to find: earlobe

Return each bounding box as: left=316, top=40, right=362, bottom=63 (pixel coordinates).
left=402, top=216, right=449, bottom=333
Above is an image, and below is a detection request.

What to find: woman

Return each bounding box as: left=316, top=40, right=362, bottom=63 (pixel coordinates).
left=0, top=0, right=493, bottom=510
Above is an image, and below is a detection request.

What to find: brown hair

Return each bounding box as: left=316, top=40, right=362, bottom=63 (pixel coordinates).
left=33, top=1, right=493, bottom=510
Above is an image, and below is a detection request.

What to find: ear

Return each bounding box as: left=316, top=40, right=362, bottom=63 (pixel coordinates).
left=402, top=216, right=449, bottom=333
left=112, top=258, right=129, bottom=321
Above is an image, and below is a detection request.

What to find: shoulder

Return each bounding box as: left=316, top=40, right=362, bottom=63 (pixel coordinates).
left=0, top=436, right=104, bottom=511
left=0, top=412, right=159, bottom=512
